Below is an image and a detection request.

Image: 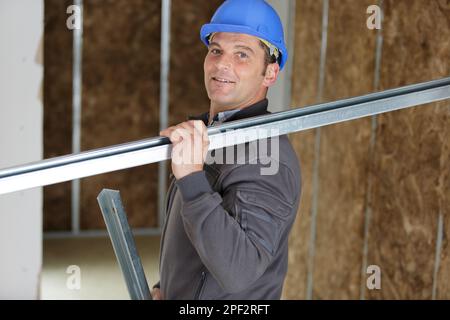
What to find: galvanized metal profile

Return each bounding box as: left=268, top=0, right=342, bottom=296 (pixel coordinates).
left=97, top=189, right=151, bottom=300
left=360, top=0, right=384, bottom=300
left=71, top=0, right=83, bottom=235
left=432, top=210, right=444, bottom=300
left=158, top=0, right=171, bottom=232
left=0, top=77, right=449, bottom=195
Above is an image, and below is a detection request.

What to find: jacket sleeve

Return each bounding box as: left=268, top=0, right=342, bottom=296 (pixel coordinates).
left=176, top=162, right=299, bottom=293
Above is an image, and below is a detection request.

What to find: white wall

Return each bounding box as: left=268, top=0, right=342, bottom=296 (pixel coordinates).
left=266, top=0, right=296, bottom=112
left=0, top=0, right=43, bottom=299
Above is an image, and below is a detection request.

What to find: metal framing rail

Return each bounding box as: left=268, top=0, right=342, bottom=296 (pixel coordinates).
left=97, top=189, right=151, bottom=300
left=0, top=77, right=449, bottom=195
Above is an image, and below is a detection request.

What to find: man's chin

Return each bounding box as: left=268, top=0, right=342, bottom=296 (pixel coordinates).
left=209, top=95, right=236, bottom=107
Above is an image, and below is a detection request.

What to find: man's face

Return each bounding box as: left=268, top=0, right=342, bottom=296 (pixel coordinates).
left=204, top=32, right=271, bottom=109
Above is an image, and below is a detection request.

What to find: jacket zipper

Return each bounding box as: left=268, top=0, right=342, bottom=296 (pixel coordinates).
left=194, top=271, right=207, bottom=300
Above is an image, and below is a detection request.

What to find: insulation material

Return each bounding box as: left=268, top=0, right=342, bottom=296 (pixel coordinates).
left=437, top=108, right=450, bottom=299
left=282, top=0, right=323, bottom=300
left=43, top=0, right=224, bottom=230
left=312, top=0, right=375, bottom=299
left=286, top=0, right=449, bottom=299
left=43, top=0, right=74, bottom=230
left=366, top=0, right=450, bottom=299
left=79, top=0, right=161, bottom=229
left=169, top=0, right=223, bottom=125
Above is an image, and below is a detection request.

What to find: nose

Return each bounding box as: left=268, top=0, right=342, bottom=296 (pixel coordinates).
left=215, top=53, right=232, bottom=71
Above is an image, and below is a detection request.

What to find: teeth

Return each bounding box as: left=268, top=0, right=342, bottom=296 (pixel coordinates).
left=214, top=77, right=232, bottom=83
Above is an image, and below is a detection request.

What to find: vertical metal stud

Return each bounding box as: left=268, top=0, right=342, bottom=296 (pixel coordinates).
left=360, top=0, right=384, bottom=300
left=307, top=0, right=329, bottom=300
left=158, top=0, right=172, bottom=231
left=71, top=0, right=83, bottom=235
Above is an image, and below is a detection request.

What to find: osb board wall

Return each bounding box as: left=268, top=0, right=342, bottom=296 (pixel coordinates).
left=43, top=0, right=222, bottom=230
left=285, top=0, right=450, bottom=299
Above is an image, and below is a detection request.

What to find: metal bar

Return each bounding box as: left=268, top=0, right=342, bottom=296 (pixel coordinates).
left=97, top=189, right=152, bottom=300
left=0, top=77, right=449, bottom=195
left=71, top=0, right=83, bottom=235
left=158, top=0, right=171, bottom=232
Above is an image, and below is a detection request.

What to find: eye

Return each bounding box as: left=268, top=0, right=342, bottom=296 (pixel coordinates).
left=210, top=48, right=221, bottom=55
left=237, top=52, right=249, bottom=59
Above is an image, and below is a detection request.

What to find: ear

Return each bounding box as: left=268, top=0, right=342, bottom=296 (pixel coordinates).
left=262, top=63, right=280, bottom=88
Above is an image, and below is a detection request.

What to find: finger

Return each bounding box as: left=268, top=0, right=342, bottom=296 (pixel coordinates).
left=173, top=126, right=191, bottom=143
left=162, top=127, right=183, bottom=144
left=188, top=120, right=200, bottom=128
left=171, top=138, right=191, bottom=165
left=202, top=127, right=210, bottom=144
left=160, top=126, right=175, bottom=137
left=191, top=121, right=209, bottom=144
left=191, top=122, right=209, bottom=163
left=179, top=121, right=196, bottom=134
left=152, top=289, right=161, bottom=300
left=178, top=120, right=201, bottom=143
left=161, top=123, right=189, bottom=137
left=189, top=123, right=206, bottom=149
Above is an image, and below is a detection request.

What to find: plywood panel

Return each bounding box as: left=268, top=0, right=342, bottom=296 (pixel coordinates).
left=282, top=0, right=322, bottom=300
left=80, top=0, right=161, bottom=229
left=366, top=0, right=450, bottom=299
left=312, top=0, right=375, bottom=299
left=43, top=0, right=74, bottom=230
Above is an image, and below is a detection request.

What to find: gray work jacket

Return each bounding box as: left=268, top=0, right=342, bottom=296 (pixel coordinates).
left=156, top=99, right=302, bottom=299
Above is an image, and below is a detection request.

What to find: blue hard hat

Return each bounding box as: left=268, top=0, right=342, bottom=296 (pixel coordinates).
left=200, top=0, right=288, bottom=70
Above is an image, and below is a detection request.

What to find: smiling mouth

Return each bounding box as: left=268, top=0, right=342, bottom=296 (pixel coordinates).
left=212, top=77, right=235, bottom=84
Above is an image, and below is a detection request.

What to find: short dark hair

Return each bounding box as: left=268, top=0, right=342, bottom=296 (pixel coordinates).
left=259, top=40, right=279, bottom=75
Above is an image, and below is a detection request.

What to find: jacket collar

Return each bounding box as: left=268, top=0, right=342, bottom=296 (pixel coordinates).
left=188, top=98, right=270, bottom=125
